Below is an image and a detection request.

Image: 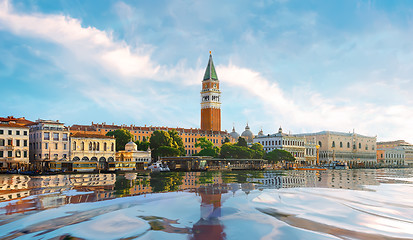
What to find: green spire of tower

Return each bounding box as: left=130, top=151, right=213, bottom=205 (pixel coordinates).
left=203, top=52, right=218, bottom=81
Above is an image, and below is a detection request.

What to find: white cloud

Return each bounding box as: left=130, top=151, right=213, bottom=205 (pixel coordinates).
left=1, top=0, right=412, bottom=144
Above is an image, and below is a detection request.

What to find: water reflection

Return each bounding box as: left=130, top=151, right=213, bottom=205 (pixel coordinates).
left=0, top=169, right=412, bottom=239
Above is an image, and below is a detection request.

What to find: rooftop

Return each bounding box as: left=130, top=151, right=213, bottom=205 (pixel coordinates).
left=294, top=131, right=376, bottom=139
left=70, top=132, right=114, bottom=139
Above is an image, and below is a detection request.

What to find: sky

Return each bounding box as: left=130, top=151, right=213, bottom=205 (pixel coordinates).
left=0, top=0, right=412, bottom=143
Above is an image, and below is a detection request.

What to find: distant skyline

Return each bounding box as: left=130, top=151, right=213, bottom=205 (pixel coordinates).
left=1, top=0, right=413, bottom=143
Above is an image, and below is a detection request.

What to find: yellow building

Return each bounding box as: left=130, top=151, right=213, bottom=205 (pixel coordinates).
left=0, top=122, right=30, bottom=170
left=114, top=141, right=151, bottom=170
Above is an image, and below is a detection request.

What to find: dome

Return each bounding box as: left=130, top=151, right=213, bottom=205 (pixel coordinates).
left=258, top=129, right=264, bottom=136
left=125, top=141, right=137, bottom=151
left=229, top=126, right=240, bottom=139
left=241, top=123, right=254, bottom=143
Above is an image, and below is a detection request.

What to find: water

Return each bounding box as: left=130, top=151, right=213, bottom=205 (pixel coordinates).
left=0, top=169, right=412, bottom=239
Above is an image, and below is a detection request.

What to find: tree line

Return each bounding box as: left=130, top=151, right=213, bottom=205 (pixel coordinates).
left=106, top=129, right=296, bottom=163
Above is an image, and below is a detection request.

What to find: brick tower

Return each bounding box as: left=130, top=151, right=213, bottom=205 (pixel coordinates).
left=201, top=52, right=221, bottom=131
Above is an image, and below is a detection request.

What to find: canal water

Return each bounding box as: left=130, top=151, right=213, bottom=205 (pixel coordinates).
left=0, top=169, right=412, bottom=239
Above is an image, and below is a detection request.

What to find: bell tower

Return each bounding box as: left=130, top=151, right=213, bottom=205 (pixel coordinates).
left=201, top=52, right=221, bottom=132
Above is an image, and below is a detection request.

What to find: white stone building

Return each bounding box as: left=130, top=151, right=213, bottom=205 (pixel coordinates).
left=114, top=141, right=151, bottom=170
left=0, top=122, right=30, bottom=170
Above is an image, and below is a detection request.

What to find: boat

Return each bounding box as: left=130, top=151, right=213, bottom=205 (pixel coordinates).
left=323, top=161, right=349, bottom=170
left=147, top=161, right=170, bottom=172
left=296, top=166, right=327, bottom=171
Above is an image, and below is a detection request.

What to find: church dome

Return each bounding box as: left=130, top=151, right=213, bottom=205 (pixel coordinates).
left=125, top=141, right=137, bottom=151
left=241, top=124, right=254, bottom=143
left=229, top=126, right=240, bottom=139
left=258, top=129, right=264, bottom=137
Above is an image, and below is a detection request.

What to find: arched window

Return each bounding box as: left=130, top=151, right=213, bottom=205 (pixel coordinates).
left=97, top=142, right=100, bottom=151
left=73, top=141, right=77, bottom=150
left=332, top=141, right=335, bottom=148
left=319, top=141, right=322, bottom=147
left=347, top=142, right=350, bottom=148
left=104, top=142, right=107, bottom=151
left=111, top=143, right=114, bottom=151
left=340, top=142, right=343, bottom=148
left=359, top=143, right=361, bottom=149
left=81, top=142, right=84, bottom=150
left=93, top=142, right=96, bottom=151
left=89, top=142, right=92, bottom=151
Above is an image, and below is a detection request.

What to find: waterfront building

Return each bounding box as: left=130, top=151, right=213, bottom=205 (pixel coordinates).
left=295, top=131, right=377, bottom=167
left=28, top=120, right=70, bottom=167
left=114, top=141, right=151, bottom=170
left=0, top=116, right=33, bottom=125
left=377, top=141, right=413, bottom=167
left=253, top=127, right=306, bottom=164
left=68, top=132, right=116, bottom=171
left=0, top=122, right=30, bottom=170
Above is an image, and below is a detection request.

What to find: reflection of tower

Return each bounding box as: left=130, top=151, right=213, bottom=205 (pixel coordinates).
left=192, top=184, right=228, bottom=240
left=201, top=52, right=221, bottom=132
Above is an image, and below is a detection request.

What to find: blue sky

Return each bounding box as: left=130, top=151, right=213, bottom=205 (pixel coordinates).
left=1, top=0, right=413, bottom=143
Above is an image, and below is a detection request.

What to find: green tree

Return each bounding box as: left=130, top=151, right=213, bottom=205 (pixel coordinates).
left=265, top=149, right=295, bottom=163
left=149, top=130, right=185, bottom=158
left=250, top=143, right=265, bottom=159
left=168, top=130, right=185, bottom=156
left=194, top=137, right=220, bottom=157
left=237, top=137, right=248, bottom=147
left=224, top=137, right=230, bottom=143
left=106, top=129, right=133, bottom=151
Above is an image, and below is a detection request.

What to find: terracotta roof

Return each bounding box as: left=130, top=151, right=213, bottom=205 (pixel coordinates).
left=0, top=116, right=33, bottom=126
left=70, top=125, right=97, bottom=131
left=70, top=132, right=114, bottom=139
left=0, top=122, right=29, bottom=129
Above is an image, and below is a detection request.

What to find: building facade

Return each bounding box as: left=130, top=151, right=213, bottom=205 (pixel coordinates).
left=114, top=141, right=151, bottom=170
left=201, top=52, right=221, bottom=132
left=377, top=140, right=413, bottom=167
left=253, top=127, right=307, bottom=163
left=28, top=120, right=70, bottom=163
left=69, top=133, right=116, bottom=171
left=0, top=122, right=30, bottom=170
left=296, top=131, right=377, bottom=167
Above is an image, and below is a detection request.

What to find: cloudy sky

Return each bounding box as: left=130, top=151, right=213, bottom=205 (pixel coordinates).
left=1, top=0, right=412, bottom=143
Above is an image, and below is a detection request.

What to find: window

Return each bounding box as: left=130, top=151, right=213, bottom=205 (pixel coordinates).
left=0, top=139, right=4, bottom=146
left=7, top=139, right=12, bottom=146
left=53, top=133, right=59, bottom=141
left=24, top=131, right=27, bottom=136
left=89, top=142, right=92, bottom=151
left=8, top=151, right=12, bottom=157
left=97, top=142, right=100, bottom=151
left=0, top=151, right=3, bottom=157
left=16, top=130, right=20, bottom=135
left=64, top=144, right=67, bottom=150
left=81, top=142, right=84, bottom=150
left=55, top=143, right=58, bottom=150
left=44, top=132, right=50, bottom=140
left=372, top=145, right=375, bottom=150
left=15, top=150, right=21, bottom=158
left=23, top=151, right=27, bottom=158
left=24, top=140, right=27, bottom=147
left=0, top=130, right=3, bottom=134
left=16, top=140, right=20, bottom=147
left=359, top=143, right=361, bottom=149
left=63, top=133, right=68, bottom=141
left=111, top=143, right=114, bottom=151
left=73, top=141, right=77, bottom=150
left=332, top=141, right=335, bottom=148
left=45, top=143, right=48, bottom=149
left=347, top=142, right=350, bottom=148
left=8, top=130, right=12, bottom=135
left=340, top=142, right=343, bottom=148
left=104, top=142, right=107, bottom=151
